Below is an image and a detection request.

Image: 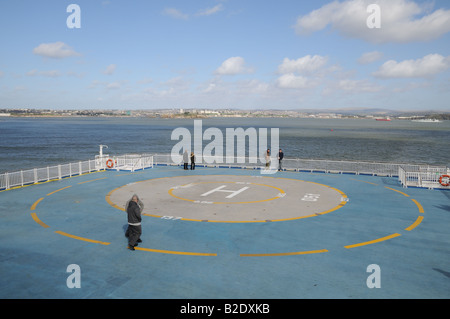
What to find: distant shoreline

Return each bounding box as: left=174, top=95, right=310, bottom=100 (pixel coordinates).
left=1, top=109, right=449, bottom=120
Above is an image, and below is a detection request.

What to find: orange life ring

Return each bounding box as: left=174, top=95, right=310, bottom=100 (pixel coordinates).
left=439, top=175, right=450, bottom=187
left=106, top=159, right=114, bottom=168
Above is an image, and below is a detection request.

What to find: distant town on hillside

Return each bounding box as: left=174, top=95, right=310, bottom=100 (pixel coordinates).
left=0, top=107, right=449, bottom=120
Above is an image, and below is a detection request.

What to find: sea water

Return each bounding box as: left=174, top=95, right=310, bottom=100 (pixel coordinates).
left=0, top=117, right=449, bottom=173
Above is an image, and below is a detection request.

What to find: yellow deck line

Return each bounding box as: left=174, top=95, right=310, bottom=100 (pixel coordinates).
left=350, top=178, right=378, bottom=186
left=411, top=199, right=425, bottom=213
left=54, top=231, right=110, bottom=245
left=30, top=197, right=44, bottom=211
left=77, top=177, right=107, bottom=185
left=30, top=212, right=50, bottom=228
left=344, top=233, right=401, bottom=249
left=240, top=249, right=328, bottom=257
left=384, top=187, right=410, bottom=197
left=405, top=216, right=424, bottom=231
left=47, top=186, right=72, bottom=196
left=134, top=246, right=217, bottom=256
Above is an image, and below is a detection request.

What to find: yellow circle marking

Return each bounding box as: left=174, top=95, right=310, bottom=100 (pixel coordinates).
left=240, top=249, right=329, bottom=257
left=28, top=173, right=427, bottom=256
left=344, top=233, right=401, bottom=249
left=343, top=186, right=426, bottom=249
left=106, top=175, right=349, bottom=223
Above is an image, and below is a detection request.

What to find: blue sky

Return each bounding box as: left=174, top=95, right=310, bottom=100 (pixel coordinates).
left=0, top=0, right=449, bottom=111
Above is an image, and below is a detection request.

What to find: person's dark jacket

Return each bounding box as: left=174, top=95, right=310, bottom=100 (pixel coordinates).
left=127, top=200, right=141, bottom=225
left=278, top=151, right=284, bottom=160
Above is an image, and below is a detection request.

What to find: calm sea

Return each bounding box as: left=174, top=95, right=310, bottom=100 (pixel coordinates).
left=0, top=117, right=449, bottom=173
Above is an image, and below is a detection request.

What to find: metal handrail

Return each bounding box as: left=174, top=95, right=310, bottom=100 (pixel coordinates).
left=1, top=153, right=447, bottom=191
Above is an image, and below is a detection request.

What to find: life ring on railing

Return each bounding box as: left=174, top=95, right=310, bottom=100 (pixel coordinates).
left=106, top=159, right=114, bottom=169
left=439, top=175, right=450, bottom=187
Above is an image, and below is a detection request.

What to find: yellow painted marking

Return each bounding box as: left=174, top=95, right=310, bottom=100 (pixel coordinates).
left=105, top=186, right=126, bottom=211
left=384, top=187, right=410, bottom=197
left=185, top=218, right=268, bottom=223
left=47, top=186, right=72, bottom=196
left=344, top=233, right=401, bottom=249
left=30, top=197, right=44, bottom=210
left=168, top=189, right=196, bottom=202
left=54, top=231, right=110, bottom=245
left=405, top=216, right=424, bottom=231
left=77, top=177, right=107, bottom=185
left=351, top=178, right=378, bottom=186
left=106, top=175, right=348, bottom=223
left=142, top=213, right=161, bottom=218
left=411, top=199, right=425, bottom=213
left=240, top=249, right=328, bottom=257
left=134, top=246, right=216, bottom=256
left=30, top=212, right=50, bottom=228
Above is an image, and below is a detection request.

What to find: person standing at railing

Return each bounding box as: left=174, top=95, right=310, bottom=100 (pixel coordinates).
left=278, top=149, right=284, bottom=171
left=190, top=152, right=196, bottom=170
left=265, top=149, right=271, bottom=168
left=183, top=150, right=189, bottom=170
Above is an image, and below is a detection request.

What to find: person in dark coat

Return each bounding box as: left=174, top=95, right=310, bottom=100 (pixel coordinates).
left=278, top=149, right=284, bottom=171
left=190, top=152, right=196, bottom=170
left=125, top=194, right=143, bottom=251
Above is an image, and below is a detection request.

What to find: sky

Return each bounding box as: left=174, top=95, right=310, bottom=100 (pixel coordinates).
left=0, top=0, right=449, bottom=111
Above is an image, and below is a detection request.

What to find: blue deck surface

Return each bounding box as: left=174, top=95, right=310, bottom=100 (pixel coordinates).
left=0, top=166, right=449, bottom=299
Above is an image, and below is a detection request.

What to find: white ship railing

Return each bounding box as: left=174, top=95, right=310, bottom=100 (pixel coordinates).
left=111, top=154, right=154, bottom=172
left=0, top=154, right=154, bottom=190
left=0, top=159, right=102, bottom=191
left=1, top=153, right=448, bottom=191
left=398, top=166, right=450, bottom=189
left=152, top=153, right=449, bottom=189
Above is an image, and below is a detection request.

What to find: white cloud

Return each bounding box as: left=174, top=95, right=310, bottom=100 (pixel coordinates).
left=336, top=79, right=382, bottom=92
left=106, top=82, right=121, bottom=90
left=196, top=4, right=223, bottom=16
left=276, top=74, right=311, bottom=89
left=358, top=51, right=384, bottom=64
left=33, top=42, right=81, bottom=59
left=294, top=0, right=450, bottom=43
left=275, top=55, right=329, bottom=90
left=26, top=69, right=61, bottom=77
left=103, top=64, right=117, bottom=75
left=164, top=4, right=224, bottom=20
left=278, top=55, right=328, bottom=74
left=215, top=57, right=253, bottom=75
left=163, top=8, right=189, bottom=20
left=373, top=54, right=450, bottom=78
left=89, top=80, right=125, bottom=91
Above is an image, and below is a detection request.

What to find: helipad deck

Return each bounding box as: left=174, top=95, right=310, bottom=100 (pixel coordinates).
left=0, top=165, right=449, bottom=299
